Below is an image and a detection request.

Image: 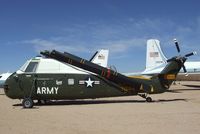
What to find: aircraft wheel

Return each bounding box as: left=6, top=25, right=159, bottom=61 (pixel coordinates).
left=22, top=98, right=33, bottom=108
left=146, top=97, right=152, bottom=102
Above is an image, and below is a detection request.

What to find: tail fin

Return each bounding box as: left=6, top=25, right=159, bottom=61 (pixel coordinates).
left=145, top=39, right=167, bottom=71
left=150, top=57, right=186, bottom=94
left=90, top=49, right=109, bottom=67
left=156, top=57, right=185, bottom=89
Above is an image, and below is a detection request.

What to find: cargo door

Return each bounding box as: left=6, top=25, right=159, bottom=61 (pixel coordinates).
left=19, top=61, right=39, bottom=98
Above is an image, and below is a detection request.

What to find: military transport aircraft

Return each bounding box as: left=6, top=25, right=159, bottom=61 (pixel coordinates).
left=142, top=39, right=199, bottom=76
left=4, top=40, right=195, bottom=108
left=127, top=39, right=199, bottom=76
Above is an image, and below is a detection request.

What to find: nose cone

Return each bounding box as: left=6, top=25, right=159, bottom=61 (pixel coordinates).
left=4, top=73, right=20, bottom=99
left=4, top=76, right=13, bottom=99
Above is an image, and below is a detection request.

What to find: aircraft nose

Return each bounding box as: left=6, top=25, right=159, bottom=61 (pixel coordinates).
left=3, top=72, right=22, bottom=99
left=3, top=76, right=14, bottom=98
left=4, top=84, right=9, bottom=93
left=4, top=81, right=15, bottom=99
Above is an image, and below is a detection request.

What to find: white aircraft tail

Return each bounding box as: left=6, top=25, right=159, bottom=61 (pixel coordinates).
left=90, top=49, right=109, bottom=67
left=145, top=39, right=167, bottom=71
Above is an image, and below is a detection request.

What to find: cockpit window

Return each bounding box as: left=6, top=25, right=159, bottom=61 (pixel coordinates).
left=25, top=62, right=38, bottom=73
left=20, top=61, right=30, bottom=72
left=0, top=76, right=2, bottom=79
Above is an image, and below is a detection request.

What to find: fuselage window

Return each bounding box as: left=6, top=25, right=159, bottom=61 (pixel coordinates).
left=25, top=62, right=38, bottom=73
left=68, top=78, right=74, bottom=85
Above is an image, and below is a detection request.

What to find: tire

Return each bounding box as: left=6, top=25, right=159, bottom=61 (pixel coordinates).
left=22, top=98, right=34, bottom=108
left=146, top=97, right=152, bottom=102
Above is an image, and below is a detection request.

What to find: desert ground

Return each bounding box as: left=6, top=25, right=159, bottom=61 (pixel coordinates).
left=0, top=81, right=200, bottom=134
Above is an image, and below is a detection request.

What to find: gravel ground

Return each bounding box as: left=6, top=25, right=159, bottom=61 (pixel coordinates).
left=0, top=81, right=200, bottom=134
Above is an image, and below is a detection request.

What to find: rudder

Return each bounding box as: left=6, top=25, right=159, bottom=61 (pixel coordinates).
left=145, top=39, right=167, bottom=71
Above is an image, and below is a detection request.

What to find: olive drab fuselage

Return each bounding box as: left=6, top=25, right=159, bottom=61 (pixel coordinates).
left=5, top=73, right=141, bottom=100
left=4, top=60, right=182, bottom=101
left=4, top=49, right=185, bottom=103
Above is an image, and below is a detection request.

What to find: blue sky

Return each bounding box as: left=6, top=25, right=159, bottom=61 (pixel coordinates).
left=0, top=0, right=200, bottom=73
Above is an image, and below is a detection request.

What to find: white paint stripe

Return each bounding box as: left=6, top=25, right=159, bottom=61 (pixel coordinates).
left=79, top=81, right=85, bottom=84
left=94, top=81, right=100, bottom=84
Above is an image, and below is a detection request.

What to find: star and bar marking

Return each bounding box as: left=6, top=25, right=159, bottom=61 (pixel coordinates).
left=79, top=77, right=100, bottom=87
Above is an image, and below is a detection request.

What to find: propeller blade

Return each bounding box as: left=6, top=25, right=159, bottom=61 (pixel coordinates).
left=185, top=51, right=197, bottom=57
left=182, top=65, right=187, bottom=73
left=174, top=38, right=180, bottom=53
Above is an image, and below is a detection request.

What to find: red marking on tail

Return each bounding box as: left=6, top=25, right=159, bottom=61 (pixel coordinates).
left=107, top=69, right=111, bottom=78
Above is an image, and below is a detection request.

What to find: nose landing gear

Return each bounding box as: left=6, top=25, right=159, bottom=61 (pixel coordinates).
left=22, top=98, right=33, bottom=108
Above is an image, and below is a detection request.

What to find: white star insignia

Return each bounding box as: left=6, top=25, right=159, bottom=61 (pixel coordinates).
left=85, top=77, right=94, bottom=87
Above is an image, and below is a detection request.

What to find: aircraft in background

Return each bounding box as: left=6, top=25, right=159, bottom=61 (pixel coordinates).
left=90, top=49, right=109, bottom=67
left=127, top=39, right=200, bottom=80
left=0, top=72, right=12, bottom=88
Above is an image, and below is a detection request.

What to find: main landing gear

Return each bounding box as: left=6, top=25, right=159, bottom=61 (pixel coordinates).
left=138, top=94, right=153, bottom=102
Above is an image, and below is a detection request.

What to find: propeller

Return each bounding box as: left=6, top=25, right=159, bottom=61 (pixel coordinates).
left=167, top=39, right=197, bottom=76
left=174, top=38, right=180, bottom=53
left=185, top=52, right=197, bottom=57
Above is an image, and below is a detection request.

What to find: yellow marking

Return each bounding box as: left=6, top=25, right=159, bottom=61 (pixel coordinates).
left=113, top=71, right=118, bottom=76
left=80, top=59, right=84, bottom=64
left=128, top=75, right=151, bottom=80
left=164, top=84, right=169, bottom=89
left=31, top=59, right=40, bottom=61
left=120, top=85, right=133, bottom=92
left=68, top=59, right=71, bottom=63
left=140, top=84, right=143, bottom=90
left=68, top=59, right=72, bottom=64
left=164, top=74, right=176, bottom=80
left=150, top=85, right=154, bottom=92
